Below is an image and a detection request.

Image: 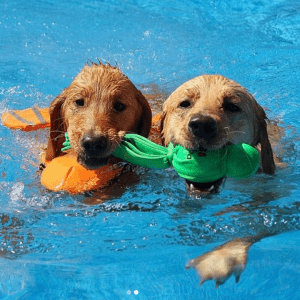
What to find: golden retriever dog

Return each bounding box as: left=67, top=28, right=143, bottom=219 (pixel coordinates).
left=45, top=62, right=152, bottom=170
left=160, top=75, right=282, bottom=287
left=160, top=74, right=276, bottom=194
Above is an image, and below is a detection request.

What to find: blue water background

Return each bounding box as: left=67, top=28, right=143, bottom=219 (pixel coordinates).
left=1, top=0, right=300, bottom=299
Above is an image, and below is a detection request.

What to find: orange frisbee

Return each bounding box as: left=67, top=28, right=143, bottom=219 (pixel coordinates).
left=40, top=153, right=122, bottom=194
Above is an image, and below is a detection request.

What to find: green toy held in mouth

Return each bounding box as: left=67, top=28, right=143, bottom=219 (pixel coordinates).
left=63, top=133, right=260, bottom=183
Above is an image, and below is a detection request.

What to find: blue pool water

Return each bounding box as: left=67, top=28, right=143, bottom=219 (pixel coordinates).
left=1, top=0, right=300, bottom=299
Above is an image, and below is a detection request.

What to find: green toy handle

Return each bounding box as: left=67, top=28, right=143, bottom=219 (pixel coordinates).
left=113, top=134, right=173, bottom=169
left=62, top=132, right=260, bottom=183
left=61, top=132, right=71, bottom=152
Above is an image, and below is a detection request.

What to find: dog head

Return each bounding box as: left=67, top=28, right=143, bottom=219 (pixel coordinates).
left=45, top=62, right=152, bottom=169
left=161, top=75, right=275, bottom=194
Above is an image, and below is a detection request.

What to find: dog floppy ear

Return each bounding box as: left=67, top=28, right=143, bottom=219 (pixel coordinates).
left=135, top=91, right=152, bottom=137
left=45, top=92, right=67, bottom=161
left=254, top=103, right=276, bottom=175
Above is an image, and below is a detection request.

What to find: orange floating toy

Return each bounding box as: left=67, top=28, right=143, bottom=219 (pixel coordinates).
left=1, top=107, right=50, bottom=131
left=1, top=106, right=123, bottom=194
left=40, top=152, right=122, bottom=194
left=2, top=106, right=162, bottom=194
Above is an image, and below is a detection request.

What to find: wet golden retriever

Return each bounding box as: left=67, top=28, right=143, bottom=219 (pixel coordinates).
left=160, top=74, right=276, bottom=194
left=45, top=62, right=152, bottom=169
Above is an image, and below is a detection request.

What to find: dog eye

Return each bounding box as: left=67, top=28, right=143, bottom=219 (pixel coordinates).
left=223, top=101, right=241, bottom=112
left=179, top=100, right=191, bottom=108
left=114, top=102, right=126, bottom=112
left=75, top=99, right=85, bottom=107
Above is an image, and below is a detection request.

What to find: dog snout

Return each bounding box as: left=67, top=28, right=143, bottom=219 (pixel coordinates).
left=188, top=115, right=217, bottom=140
left=81, top=134, right=108, bottom=156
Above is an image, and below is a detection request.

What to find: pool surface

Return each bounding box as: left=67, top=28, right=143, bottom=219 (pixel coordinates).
left=1, top=0, right=300, bottom=299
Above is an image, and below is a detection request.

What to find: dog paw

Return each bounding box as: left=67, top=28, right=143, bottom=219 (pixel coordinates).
left=186, top=238, right=252, bottom=288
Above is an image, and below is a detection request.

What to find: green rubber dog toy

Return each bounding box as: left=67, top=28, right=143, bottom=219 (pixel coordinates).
left=62, top=133, right=260, bottom=183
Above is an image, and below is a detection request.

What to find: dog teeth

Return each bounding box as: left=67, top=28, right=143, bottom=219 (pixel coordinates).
left=189, top=183, right=214, bottom=192
left=207, top=185, right=215, bottom=192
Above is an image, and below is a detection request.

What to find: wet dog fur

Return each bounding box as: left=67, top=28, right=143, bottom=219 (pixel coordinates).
left=45, top=62, right=152, bottom=170
left=160, top=75, right=276, bottom=194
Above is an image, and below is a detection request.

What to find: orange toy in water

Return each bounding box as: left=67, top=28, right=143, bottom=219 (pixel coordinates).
left=40, top=153, right=122, bottom=194
left=40, top=114, right=162, bottom=194
left=2, top=106, right=163, bottom=194
left=1, top=107, right=50, bottom=131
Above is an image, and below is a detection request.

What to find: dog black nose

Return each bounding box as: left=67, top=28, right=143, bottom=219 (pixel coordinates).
left=81, top=135, right=108, bottom=156
left=188, top=115, right=217, bottom=140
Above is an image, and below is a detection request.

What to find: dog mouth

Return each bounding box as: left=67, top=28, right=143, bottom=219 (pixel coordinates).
left=186, top=178, right=225, bottom=195
left=77, top=137, right=119, bottom=170
left=197, top=145, right=208, bottom=152
left=184, top=143, right=228, bottom=196
left=78, top=155, right=110, bottom=170
left=186, top=138, right=232, bottom=152
left=191, top=139, right=228, bottom=152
